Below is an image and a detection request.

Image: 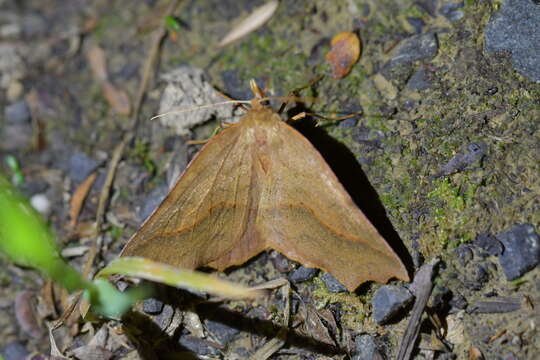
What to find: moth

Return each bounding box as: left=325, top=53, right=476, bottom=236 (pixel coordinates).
left=120, top=80, right=408, bottom=291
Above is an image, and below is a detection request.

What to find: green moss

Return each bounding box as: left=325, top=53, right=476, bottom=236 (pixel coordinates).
left=427, top=178, right=478, bottom=248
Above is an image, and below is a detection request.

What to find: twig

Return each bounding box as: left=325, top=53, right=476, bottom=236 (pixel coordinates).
left=396, top=259, right=439, bottom=360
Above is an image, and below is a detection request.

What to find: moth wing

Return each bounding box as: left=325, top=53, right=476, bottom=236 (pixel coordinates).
left=257, top=120, right=409, bottom=291
left=120, top=123, right=265, bottom=270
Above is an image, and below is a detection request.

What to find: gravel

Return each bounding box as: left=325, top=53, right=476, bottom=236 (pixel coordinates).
left=497, top=223, right=540, bottom=280
left=372, top=285, right=414, bottom=324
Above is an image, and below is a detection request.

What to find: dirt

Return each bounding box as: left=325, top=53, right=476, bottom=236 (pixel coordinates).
left=0, top=0, right=538, bottom=359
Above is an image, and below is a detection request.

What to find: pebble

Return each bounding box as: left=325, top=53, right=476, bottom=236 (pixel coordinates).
left=30, top=193, right=51, bottom=217
left=407, top=17, right=425, bottom=34
left=205, top=317, right=240, bottom=344
left=439, top=1, right=464, bottom=21
left=177, top=334, right=219, bottom=356
left=1, top=342, right=29, bottom=360
left=138, top=184, right=169, bottom=222
left=4, top=100, right=31, bottom=123
left=388, top=33, right=439, bottom=67
left=407, top=67, right=432, bottom=91
left=352, top=334, right=382, bottom=360
left=484, top=0, right=540, bottom=83
left=433, top=142, right=487, bottom=177
left=454, top=244, right=473, bottom=266
left=142, top=298, right=164, bottom=315
left=288, top=266, right=319, bottom=283
left=321, top=273, right=348, bottom=293
left=68, top=152, right=100, bottom=183
left=372, top=285, right=414, bottom=324
left=474, top=232, right=504, bottom=256
left=497, top=223, right=540, bottom=280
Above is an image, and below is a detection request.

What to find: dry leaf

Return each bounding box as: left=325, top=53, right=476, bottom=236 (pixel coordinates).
left=468, top=346, right=484, bottom=360
left=86, top=44, right=131, bottom=115
left=325, top=32, right=361, bottom=79
left=70, top=172, right=97, bottom=227
left=218, top=0, right=279, bottom=47
left=120, top=80, right=408, bottom=291
left=101, top=81, right=131, bottom=116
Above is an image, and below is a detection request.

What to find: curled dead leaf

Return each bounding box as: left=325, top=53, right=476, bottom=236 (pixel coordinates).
left=70, top=172, right=97, bottom=228
left=218, top=0, right=279, bottom=47
left=325, top=31, right=361, bottom=79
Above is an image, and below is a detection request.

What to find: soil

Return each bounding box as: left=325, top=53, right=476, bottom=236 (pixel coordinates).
left=0, top=0, right=538, bottom=359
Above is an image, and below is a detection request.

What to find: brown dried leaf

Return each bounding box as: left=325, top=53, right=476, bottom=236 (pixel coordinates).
left=120, top=80, right=408, bottom=291
left=101, top=81, right=131, bottom=115
left=218, top=0, right=279, bottom=47
left=70, top=172, right=97, bottom=228
left=468, top=346, right=484, bottom=360
left=86, top=44, right=108, bottom=81
left=15, top=291, right=43, bottom=338
left=325, top=32, right=361, bottom=79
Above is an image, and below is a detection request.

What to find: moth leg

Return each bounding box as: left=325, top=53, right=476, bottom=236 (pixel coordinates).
left=278, top=75, right=324, bottom=114
left=289, top=111, right=362, bottom=126
left=187, top=123, right=226, bottom=145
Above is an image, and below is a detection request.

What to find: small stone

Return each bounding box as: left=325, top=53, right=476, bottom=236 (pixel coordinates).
left=372, top=73, right=398, bottom=100
left=439, top=1, right=465, bottom=21
left=352, top=334, right=382, bottom=360
left=454, top=244, right=473, bottom=266
left=485, top=0, right=540, bottom=83
left=4, top=100, right=31, bottom=123
left=288, top=266, right=318, bottom=283
left=406, top=67, right=432, bottom=91
left=372, top=285, right=414, bottom=324
left=449, top=293, right=468, bottom=312
left=388, top=33, right=438, bottom=66
left=407, top=17, right=425, bottom=34
left=473, top=264, right=489, bottom=285
left=497, top=223, right=540, bottom=280
left=434, top=142, right=487, bottom=177
left=321, top=273, right=347, bottom=293
left=474, top=232, right=503, bottom=256
left=30, top=194, right=51, bottom=217
left=68, top=152, right=100, bottom=183
left=142, top=298, right=164, bottom=315
left=178, top=334, right=219, bottom=356
left=205, top=317, right=240, bottom=344
left=1, top=342, right=29, bottom=360
left=138, top=184, right=169, bottom=222
left=339, top=117, right=357, bottom=128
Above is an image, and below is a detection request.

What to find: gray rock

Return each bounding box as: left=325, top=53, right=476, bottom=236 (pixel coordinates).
left=439, top=1, right=464, bottom=21
left=321, top=273, right=348, bottom=293
left=68, top=152, right=100, bottom=183
left=372, top=285, right=414, bottom=324
left=142, top=298, right=164, bottom=315
left=407, top=17, right=426, bottom=34
left=178, top=334, right=219, bottom=356
left=474, top=232, right=503, bottom=256
left=1, top=342, right=29, bottom=360
left=407, top=67, right=432, bottom=91
left=4, top=100, right=31, bottom=123
left=205, top=318, right=240, bottom=343
left=433, top=142, right=487, bottom=177
left=288, top=266, right=318, bottom=283
left=485, top=0, right=540, bottom=83
left=388, top=33, right=439, bottom=67
left=352, top=334, right=382, bottom=360
left=138, top=184, right=169, bottom=222
left=497, top=223, right=540, bottom=280
left=455, top=244, right=473, bottom=266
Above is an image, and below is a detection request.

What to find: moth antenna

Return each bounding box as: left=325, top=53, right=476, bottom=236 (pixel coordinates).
left=214, top=88, right=249, bottom=111
left=150, top=100, right=251, bottom=121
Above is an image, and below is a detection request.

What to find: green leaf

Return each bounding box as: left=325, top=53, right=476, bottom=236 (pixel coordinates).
left=97, top=257, right=261, bottom=299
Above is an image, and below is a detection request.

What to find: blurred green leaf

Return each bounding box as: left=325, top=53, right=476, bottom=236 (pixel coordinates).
left=165, top=15, right=182, bottom=32
left=98, top=257, right=261, bottom=299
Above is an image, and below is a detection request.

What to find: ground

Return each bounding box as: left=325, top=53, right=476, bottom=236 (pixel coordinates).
left=0, top=0, right=539, bottom=359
